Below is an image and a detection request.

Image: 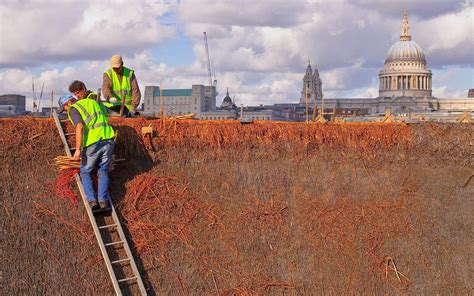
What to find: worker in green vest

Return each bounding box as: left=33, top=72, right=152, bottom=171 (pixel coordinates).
left=102, top=54, right=141, bottom=116
left=58, top=80, right=115, bottom=211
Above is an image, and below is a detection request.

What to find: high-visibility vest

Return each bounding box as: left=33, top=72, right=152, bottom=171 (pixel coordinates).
left=104, top=67, right=133, bottom=110
left=67, top=92, right=115, bottom=148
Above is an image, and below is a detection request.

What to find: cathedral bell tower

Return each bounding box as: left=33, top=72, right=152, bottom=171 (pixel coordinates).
left=300, top=61, right=323, bottom=105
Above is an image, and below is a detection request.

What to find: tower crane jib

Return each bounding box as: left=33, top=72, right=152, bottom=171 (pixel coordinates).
left=203, top=32, right=213, bottom=86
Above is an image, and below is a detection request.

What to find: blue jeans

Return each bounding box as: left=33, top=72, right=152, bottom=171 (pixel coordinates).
left=80, top=139, right=114, bottom=202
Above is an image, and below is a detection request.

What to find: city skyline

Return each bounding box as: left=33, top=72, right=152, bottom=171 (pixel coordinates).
left=0, top=0, right=472, bottom=110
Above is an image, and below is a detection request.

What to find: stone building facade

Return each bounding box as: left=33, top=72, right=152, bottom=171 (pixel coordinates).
left=468, top=89, right=474, bottom=98
left=144, top=85, right=217, bottom=118
left=144, top=85, right=274, bottom=121
left=299, top=62, right=322, bottom=105
left=0, top=94, right=26, bottom=115
left=202, top=88, right=273, bottom=121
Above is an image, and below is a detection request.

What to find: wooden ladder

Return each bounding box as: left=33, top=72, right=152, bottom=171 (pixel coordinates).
left=53, top=110, right=147, bottom=295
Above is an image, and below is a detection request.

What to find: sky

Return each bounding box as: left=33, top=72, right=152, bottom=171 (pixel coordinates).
left=0, top=0, right=472, bottom=110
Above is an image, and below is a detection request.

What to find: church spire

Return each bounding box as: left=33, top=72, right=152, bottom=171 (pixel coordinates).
left=306, top=60, right=312, bottom=74
left=400, top=9, right=411, bottom=41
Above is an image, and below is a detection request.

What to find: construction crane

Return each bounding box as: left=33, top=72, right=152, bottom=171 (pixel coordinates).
left=37, top=82, right=45, bottom=114
left=32, top=77, right=37, bottom=113
left=203, top=32, right=213, bottom=86
left=31, top=78, right=45, bottom=114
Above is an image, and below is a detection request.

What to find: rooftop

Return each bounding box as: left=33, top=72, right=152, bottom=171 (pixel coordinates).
left=153, top=88, right=192, bottom=97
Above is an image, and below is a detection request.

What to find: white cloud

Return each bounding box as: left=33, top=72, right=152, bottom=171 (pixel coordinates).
left=432, top=86, right=466, bottom=98
left=350, top=0, right=467, bottom=18
left=177, top=0, right=310, bottom=28
left=0, top=0, right=472, bottom=108
left=0, top=0, right=176, bottom=67
left=416, top=4, right=474, bottom=66
left=354, top=87, right=378, bottom=98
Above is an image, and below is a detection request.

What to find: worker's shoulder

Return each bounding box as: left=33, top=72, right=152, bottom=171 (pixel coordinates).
left=69, top=106, right=80, bottom=115
left=124, top=66, right=136, bottom=75
left=88, top=93, right=97, bottom=100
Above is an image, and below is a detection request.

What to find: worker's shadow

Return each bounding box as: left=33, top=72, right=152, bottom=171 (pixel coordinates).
left=108, top=125, right=159, bottom=295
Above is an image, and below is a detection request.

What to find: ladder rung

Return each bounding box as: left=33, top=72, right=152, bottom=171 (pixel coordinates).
left=112, top=258, right=131, bottom=265
left=105, top=240, right=124, bottom=247
left=70, top=147, right=77, bottom=151
left=118, top=276, right=137, bottom=283
left=98, top=224, right=117, bottom=229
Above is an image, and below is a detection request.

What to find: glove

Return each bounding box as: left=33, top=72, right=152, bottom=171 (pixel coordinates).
left=109, top=97, right=117, bottom=103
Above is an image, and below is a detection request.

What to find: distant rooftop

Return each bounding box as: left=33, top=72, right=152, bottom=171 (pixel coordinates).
left=153, top=88, right=192, bottom=97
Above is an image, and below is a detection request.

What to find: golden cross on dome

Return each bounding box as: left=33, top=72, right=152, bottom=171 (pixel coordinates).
left=400, top=9, right=411, bottom=41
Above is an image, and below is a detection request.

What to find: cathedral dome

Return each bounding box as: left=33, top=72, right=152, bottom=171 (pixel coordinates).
left=385, top=10, right=425, bottom=63
left=378, top=10, right=432, bottom=99
left=220, top=88, right=235, bottom=110
left=386, top=40, right=425, bottom=62
left=223, top=93, right=232, bottom=103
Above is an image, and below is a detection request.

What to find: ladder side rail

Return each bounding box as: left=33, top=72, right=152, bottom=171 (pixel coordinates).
left=52, top=110, right=73, bottom=157
left=53, top=110, right=123, bottom=295
left=110, top=205, right=147, bottom=295
left=74, top=174, right=123, bottom=295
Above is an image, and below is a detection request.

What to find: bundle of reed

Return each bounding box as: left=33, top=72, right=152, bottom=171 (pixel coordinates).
left=54, top=156, right=80, bottom=170
left=54, top=155, right=122, bottom=171
left=168, top=113, right=196, bottom=120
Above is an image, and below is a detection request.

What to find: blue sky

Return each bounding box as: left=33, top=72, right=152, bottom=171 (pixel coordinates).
left=0, top=0, right=472, bottom=109
left=152, top=30, right=195, bottom=67
left=154, top=10, right=195, bottom=66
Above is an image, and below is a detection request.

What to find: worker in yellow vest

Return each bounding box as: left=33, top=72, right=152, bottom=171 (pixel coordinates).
left=58, top=80, right=115, bottom=211
left=102, top=54, right=141, bottom=116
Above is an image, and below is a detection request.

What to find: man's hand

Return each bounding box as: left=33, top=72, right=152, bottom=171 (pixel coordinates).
left=109, top=97, right=117, bottom=103
left=130, top=108, right=140, bottom=117
left=74, top=123, right=83, bottom=161
left=72, top=149, right=81, bottom=161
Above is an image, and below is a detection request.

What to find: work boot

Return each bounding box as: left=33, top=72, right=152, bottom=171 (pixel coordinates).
left=99, top=200, right=110, bottom=210
left=88, top=200, right=99, bottom=211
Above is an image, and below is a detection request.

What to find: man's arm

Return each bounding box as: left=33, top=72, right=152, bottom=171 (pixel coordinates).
left=68, top=107, right=84, bottom=160
left=102, top=73, right=113, bottom=102
left=73, top=123, right=83, bottom=161
left=130, top=73, right=141, bottom=111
